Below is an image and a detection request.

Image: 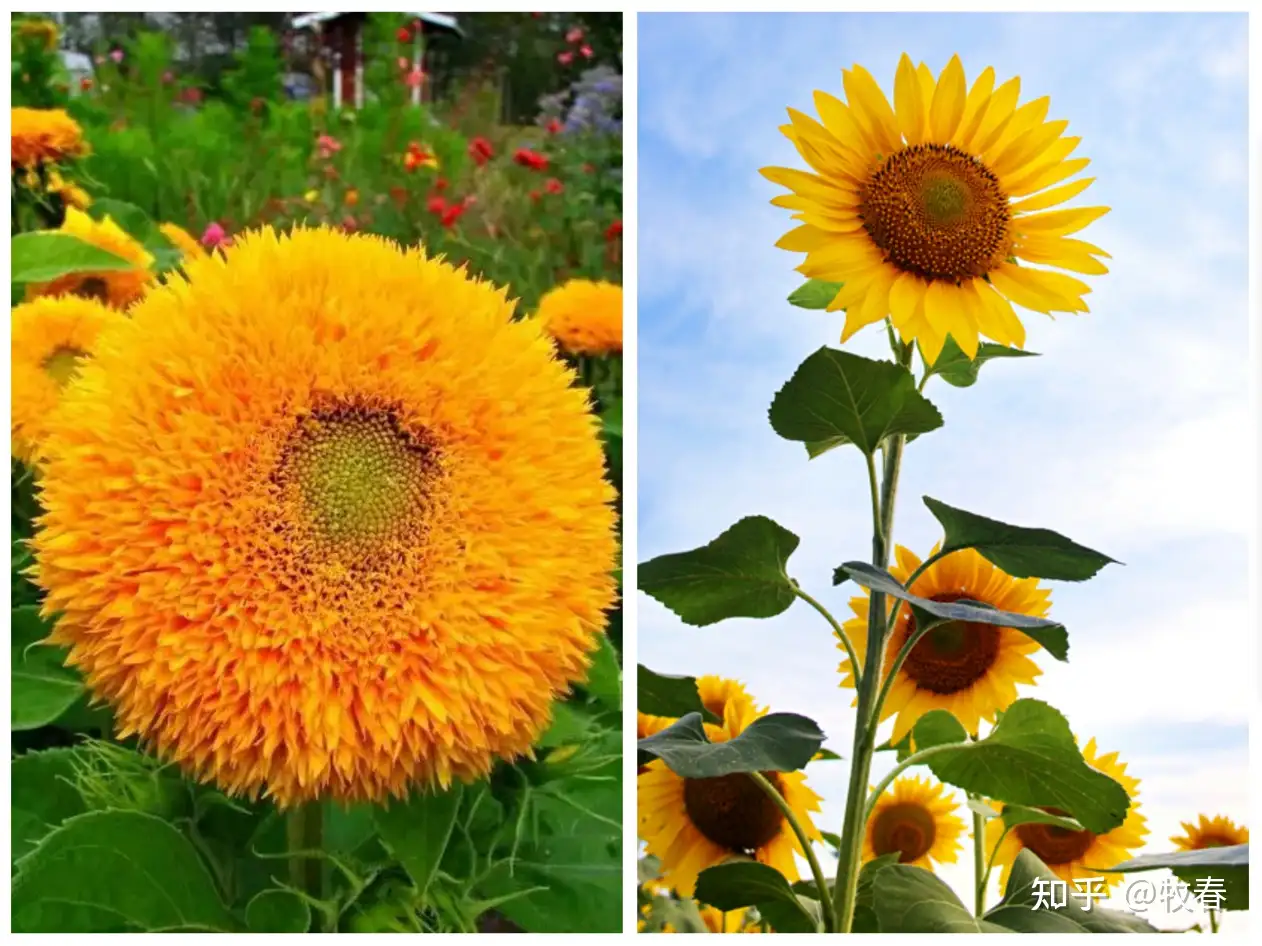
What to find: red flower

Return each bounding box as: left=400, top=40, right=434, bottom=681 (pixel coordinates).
left=397, top=26, right=412, bottom=43
left=514, top=148, right=549, bottom=172
left=605, top=219, right=623, bottom=242
left=435, top=177, right=449, bottom=192
left=427, top=195, right=448, bottom=215
left=580, top=44, right=593, bottom=59
left=545, top=177, right=564, bottom=195
left=582, top=163, right=596, bottom=174
left=546, top=118, right=563, bottom=134
left=557, top=51, right=574, bottom=66
left=80, top=77, right=93, bottom=92
left=468, top=136, right=494, bottom=167
left=342, top=215, right=358, bottom=233
left=566, top=27, right=584, bottom=44
left=529, top=190, right=542, bottom=203
left=440, top=202, right=466, bottom=228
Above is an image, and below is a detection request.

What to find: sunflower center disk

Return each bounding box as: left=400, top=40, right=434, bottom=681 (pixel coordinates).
left=42, top=345, right=88, bottom=389
left=275, top=403, right=440, bottom=560
left=871, top=802, right=937, bottom=863
left=901, top=593, right=1001, bottom=695
left=1016, top=808, right=1097, bottom=865
left=683, top=771, right=785, bottom=853
left=860, top=143, right=1011, bottom=282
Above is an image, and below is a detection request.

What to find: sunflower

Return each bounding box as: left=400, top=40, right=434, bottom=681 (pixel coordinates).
left=1171, top=814, right=1248, bottom=851
left=159, top=222, right=206, bottom=262
left=10, top=295, right=127, bottom=466
left=698, top=905, right=750, bottom=933
left=763, top=54, right=1108, bottom=363
left=31, top=226, right=619, bottom=806
left=15, top=18, right=60, bottom=51
left=26, top=208, right=154, bottom=309
left=537, top=279, right=623, bottom=356
left=638, top=676, right=823, bottom=895
left=864, top=775, right=965, bottom=870
left=839, top=545, right=1050, bottom=743
left=11, top=107, right=86, bottom=169
left=988, top=738, right=1148, bottom=892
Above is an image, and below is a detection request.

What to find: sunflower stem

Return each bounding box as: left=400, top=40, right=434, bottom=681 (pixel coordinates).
left=870, top=617, right=946, bottom=729
left=861, top=744, right=958, bottom=827
left=794, top=585, right=861, bottom=690
left=749, top=771, right=836, bottom=933
left=1210, top=910, right=1219, bottom=934
left=286, top=802, right=325, bottom=908
left=972, top=799, right=987, bottom=916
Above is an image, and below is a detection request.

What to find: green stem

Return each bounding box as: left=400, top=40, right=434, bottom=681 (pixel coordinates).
left=869, top=617, right=943, bottom=730
left=980, top=824, right=1013, bottom=905
left=865, top=453, right=884, bottom=548
left=750, top=771, right=836, bottom=933
left=1209, top=910, right=1219, bottom=934
left=861, top=744, right=958, bottom=826
left=972, top=801, right=986, bottom=916
left=794, top=585, right=862, bottom=690
left=286, top=803, right=325, bottom=907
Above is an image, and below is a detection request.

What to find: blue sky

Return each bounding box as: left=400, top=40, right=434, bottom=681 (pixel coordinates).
left=637, top=12, right=1249, bottom=928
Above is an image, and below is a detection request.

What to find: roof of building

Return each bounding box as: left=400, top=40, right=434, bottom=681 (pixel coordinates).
left=291, top=12, right=462, bottom=36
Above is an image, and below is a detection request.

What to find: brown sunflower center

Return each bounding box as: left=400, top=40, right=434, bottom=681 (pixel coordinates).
left=871, top=802, right=937, bottom=863
left=1016, top=808, right=1097, bottom=865
left=901, top=592, right=1000, bottom=695
left=42, top=345, right=88, bottom=388
left=1190, top=834, right=1236, bottom=850
left=75, top=276, right=110, bottom=303
left=274, top=400, right=441, bottom=560
left=860, top=143, right=1010, bottom=282
left=683, top=771, right=785, bottom=854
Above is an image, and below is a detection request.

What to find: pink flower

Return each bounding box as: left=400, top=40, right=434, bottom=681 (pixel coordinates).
left=405, top=66, right=425, bottom=89
left=557, top=51, right=574, bottom=66
left=201, top=221, right=227, bottom=249
left=162, top=70, right=174, bottom=84
left=110, top=49, right=124, bottom=63
left=316, top=133, right=342, bottom=159
left=566, top=27, right=584, bottom=44
left=580, top=44, right=593, bottom=59
left=94, top=55, right=105, bottom=65
left=397, top=56, right=409, bottom=71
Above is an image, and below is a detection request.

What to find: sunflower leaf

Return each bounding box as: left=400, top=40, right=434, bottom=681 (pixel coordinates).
left=10, top=232, right=135, bottom=285
left=245, top=889, right=310, bottom=933
left=924, top=496, right=1118, bottom=582
left=11, top=605, right=85, bottom=731
left=911, top=709, right=968, bottom=750
left=769, top=347, right=943, bottom=458
left=636, top=665, right=720, bottom=724
left=87, top=198, right=156, bottom=241
left=871, top=863, right=1006, bottom=932
left=787, top=279, right=844, bottom=309
left=922, top=336, right=1039, bottom=388
left=374, top=783, right=464, bottom=899
left=636, top=711, right=824, bottom=776
left=987, top=849, right=1158, bottom=932
left=696, top=862, right=819, bottom=934
left=837, top=561, right=1069, bottom=661
left=638, top=516, right=800, bottom=626
left=11, top=747, right=89, bottom=863
left=1112, top=845, right=1248, bottom=911
left=851, top=851, right=902, bottom=932
left=915, top=700, right=1130, bottom=835
left=1000, top=804, right=1084, bottom=832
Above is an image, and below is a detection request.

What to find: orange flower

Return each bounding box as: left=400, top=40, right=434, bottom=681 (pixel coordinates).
left=11, top=108, right=86, bottom=169
left=27, top=209, right=154, bottom=309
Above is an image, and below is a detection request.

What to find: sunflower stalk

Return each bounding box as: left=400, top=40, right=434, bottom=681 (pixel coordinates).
left=287, top=802, right=326, bottom=908
left=971, top=799, right=987, bottom=916
left=749, top=771, right=837, bottom=933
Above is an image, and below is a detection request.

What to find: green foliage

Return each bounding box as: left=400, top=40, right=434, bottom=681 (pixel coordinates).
left=245, top=890, right=310, bottom=933
left=374, top=786, right=465, bottom=899
left=637, top=665, right=718, bottom=722
left=696, top=862, right=819, bottom=933
left=986, top=849, right=1158, bottom=932
left=11, top=605, right=83, bottom=731
left=638, top=516, right=800, bottom=625
left=1114, top=845, right=1249, bottom=911
left=10, top=232, right=133, bottom=285
left=922, top=336, right=1039, bottom=388
left=637, top=711, right=824, bottom=776
left=787, top=278, right=844, bottom=309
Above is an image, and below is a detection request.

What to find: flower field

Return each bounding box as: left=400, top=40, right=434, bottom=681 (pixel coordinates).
left=11, top=12, right=622, bottom=934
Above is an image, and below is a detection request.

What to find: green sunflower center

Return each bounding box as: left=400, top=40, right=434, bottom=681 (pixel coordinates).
left=1016, top=808, right=1097, bottom=865
left=683, top=771, right=785, bottom=854
left=275, top=401, right=440, bottom=559
left=871, top=802, right=937, bottom=863
left=42, top=345, right=88, bottom=388
left=860, top=143, right=1011, bottom=282
left=902, top=592, right=1001, bottom=695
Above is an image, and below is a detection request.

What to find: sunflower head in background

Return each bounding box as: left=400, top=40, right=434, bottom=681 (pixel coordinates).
left=864, top=775, right=965, bottom=871
left=537, top=278, right=624, bottom=356
left=839, top=544, right=1051, bottom=743
left=763, top=54, right=1109, bottom=363
left=987, top=737, right=1148, bottom=892
left=638, top=676, right=823, bottom=896
left=26, top=208, right=154, bottom=309
left=10, top=295, right=127, bottom=466
left=31, top=226, right=619, bottom=806
left=11, top=107, right=85, bottom=169
left=1170, top=814, right=1248, bottom=851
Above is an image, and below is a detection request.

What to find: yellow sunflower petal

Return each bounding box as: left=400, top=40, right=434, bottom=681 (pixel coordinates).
left=951, top=66, right=996, bottom=149
left=843, top=64, right=901, bottom=155
left=894, top=53, right=928, bottom=145
left=929, top=54, right=967, bottom=143
left=1014, top=205, right=1110, bottom=238
left=1009, top=177, right=1096, bottom=215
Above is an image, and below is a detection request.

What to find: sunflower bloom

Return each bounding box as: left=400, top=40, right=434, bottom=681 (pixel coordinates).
left=10, top=296, right=126, bottom=466
left=840, top=545, right=1051, bottom=743
left=763, top=54, right=1109, bottom=363
left=11, top=107, right=87, bottom=169
left=537, top=279, right=623, bottom=356
left=638, top=676, right=823, bottom=896
left=16, top=18, right=59, bottom=51
left=159, top=222, right=206, bottom=262
left=32, top=227, right=619, bottom=806
left=988, top=738, right=1148, bottom=892
left=864, top=775, right=965, bottom=870
left=1171, top=814, right=1248, bottom=851
left=26, top=208, right=154, bottom=309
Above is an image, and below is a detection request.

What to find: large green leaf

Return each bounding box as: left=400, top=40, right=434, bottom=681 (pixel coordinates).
left=770, top=347, right=942, bottom=457
left=10, top=232, right=135, bottom=284
left=910, top=709, right=968, bottom=751
left=987, top=848, right=1157, bottom=932
left=871, top=863, right=1005, bottom=932
left=1113, top=844, right=1248, bottom=911
left=639, top=516, right=799, bottom=626
left=581, top=634, right=621, bottom=709
left=924, top=496, right=1117, bottom=582
left=246, top=889, right=310, bottom=933
left=695, top=862, right=818, bottom=933
left=849, top=852, right=902, bottom=932
left=374, top=784, right=464, bottom=899
left=922, top=337, right=1039, bottom=388
left=918, top=700, right=1130, bottom=835
left=838, top=561, right=1069, bottom=660
left=12, top=605, right=85, bottom=731
left=11, top=748, right=88, bottom=862
left=12, top=810, right=237, bottom=932
left=637, top=711, right=824, bottom=776
left=636, top=665, right=718, bottom=723
left=787, top=279, right=844, bottom=310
